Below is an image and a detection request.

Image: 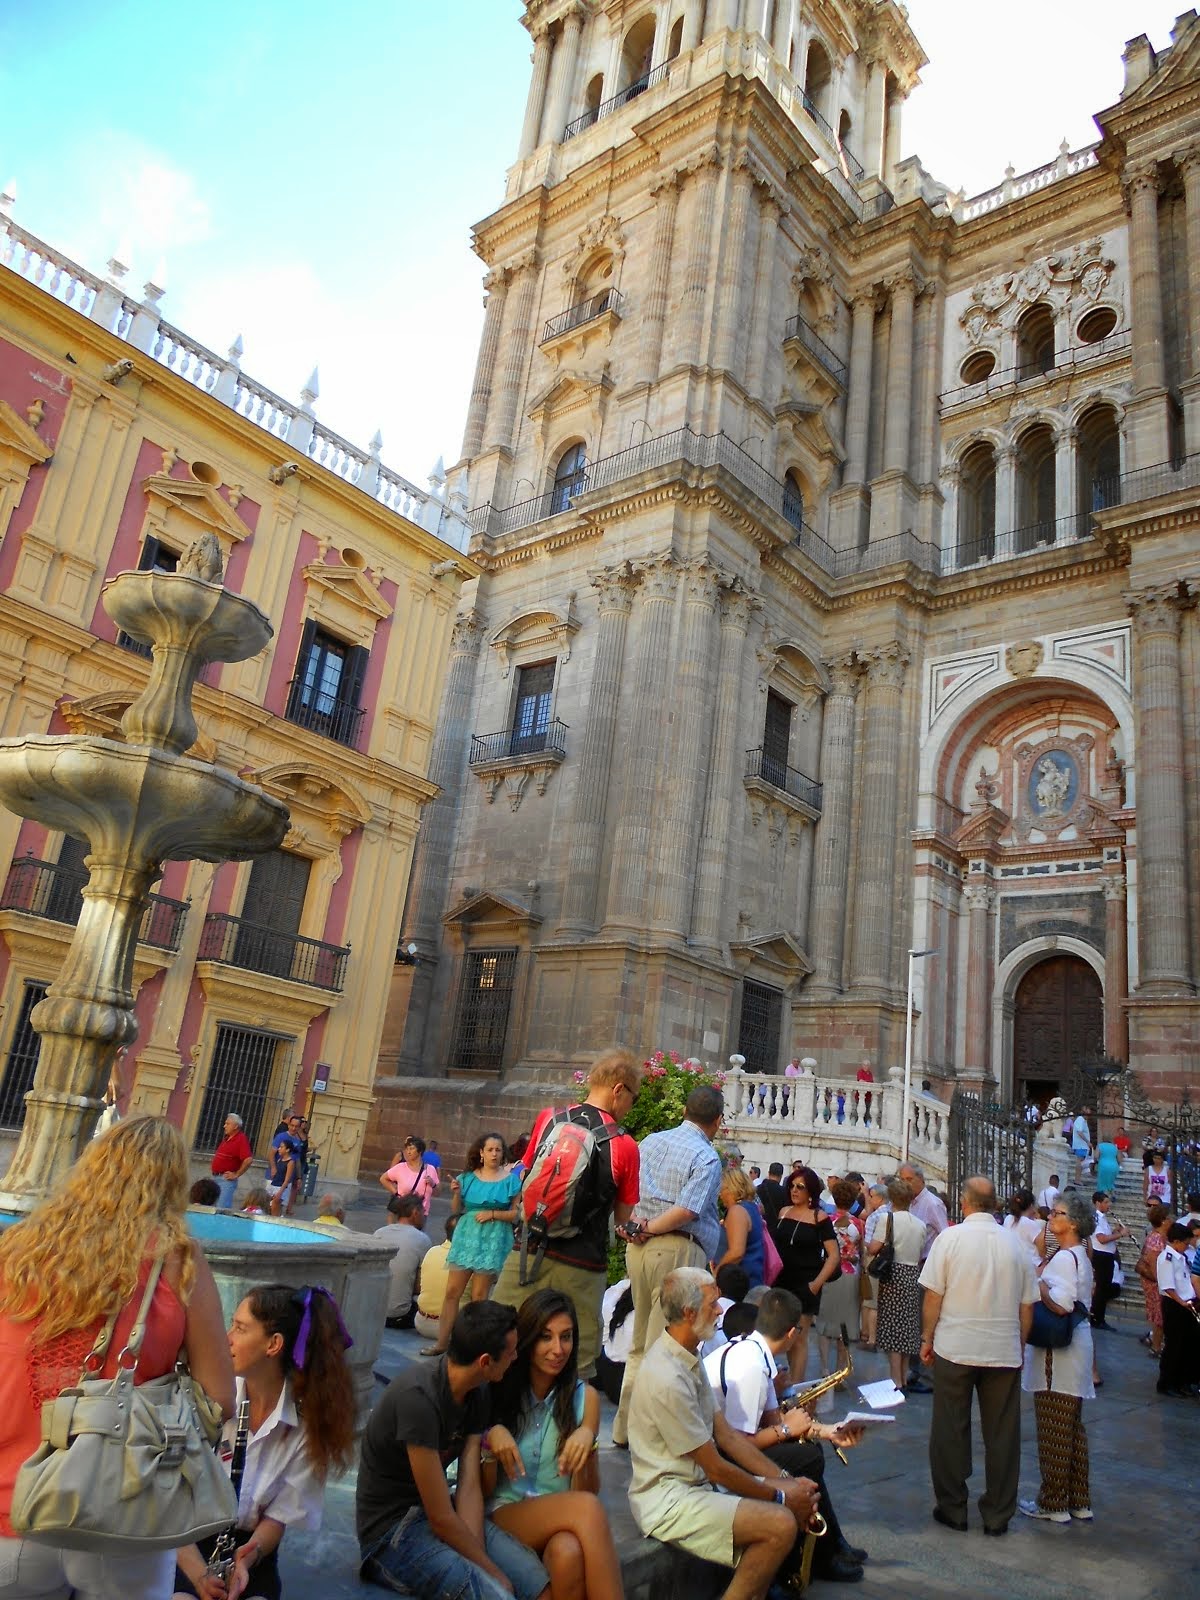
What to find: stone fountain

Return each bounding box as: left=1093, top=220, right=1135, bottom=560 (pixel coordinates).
left=0, top=533, right=394, bottom=1412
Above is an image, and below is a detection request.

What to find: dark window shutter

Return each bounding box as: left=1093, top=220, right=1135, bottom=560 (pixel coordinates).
left=286, top=619, right=319, bottom=719
left=340, top=644, right=369, bottom=710
left=137, top=535, right=162, bottom=570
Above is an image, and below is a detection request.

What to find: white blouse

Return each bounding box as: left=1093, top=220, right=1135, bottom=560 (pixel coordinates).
left=1022, top=1244, right=1094, bottom=1399
left=222, top=1376, right=324, bottom=1533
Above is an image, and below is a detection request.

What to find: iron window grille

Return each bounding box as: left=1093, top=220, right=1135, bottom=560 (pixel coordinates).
left=0, top=981, right=49, bottom=1129
left=192, top=1023, right=292, bottom=1152
left=737, top=979, right=783, bottom=1078
left=451, top=949, right=518, bottom=1073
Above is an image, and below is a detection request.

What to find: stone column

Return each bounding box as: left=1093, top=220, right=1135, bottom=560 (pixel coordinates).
left=518, top=25, right=554, bottom=157
left=543, top=3, right=585, bottom=144
left=398, top=611, right=485, bottom=1068
left=1128, top=586, right=1195, bottom=993
left=848, top=644, right=909, bottom=993
left=484, top=255, right=538, bottom=455
left=995, top=445, right=1016, bottom=553
left=882, top=269, right=917, bottom=476
left=806, top=655, right=860, bottom=994
left=674, top=153, right=721, bottom=369
left=911, top=284, right=940, bottom=485
left=744, top=192, right=783, bottom=399
left=636, top=171, right=682, bottom=387
left=714, top=159, right=758, bottom=376
left=1054, top=424, right=1079, bottom=534
left=604, top=557, right=679, bottom=931
left=773, top=0, right=794, bottom=60
left=712, top=0, right=741, bottom=30
left=1103, top=876, right=1130, bottom=1059
left=1125, top=161, right=1166, bottom=396
left=558, top=567, right=638, bottom=935
left=962, top=881, right=994, bottom=1084
left=460, top=267, right=510, bottom=460
left=651, top=559, right=721, bottom=935
left=862, top=55, right=887, bottom=177
left=939, top=465, right=959, bottom=561
left=1177, top=144, right=1200, bottom=376
left=682, top=5, right=702, bottom=49
left=843, top=291, right=877, bottom=486
left=691, top=585, right=756, bottom=953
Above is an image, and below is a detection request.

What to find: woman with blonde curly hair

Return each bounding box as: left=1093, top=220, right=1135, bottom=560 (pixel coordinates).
left=0, top=1114, right=234, bottom=1600
left=712, top=1166, right=767, bottom=1287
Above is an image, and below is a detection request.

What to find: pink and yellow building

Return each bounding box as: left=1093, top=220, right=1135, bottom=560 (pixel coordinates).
left=0, top=199, right=475, bottom=1185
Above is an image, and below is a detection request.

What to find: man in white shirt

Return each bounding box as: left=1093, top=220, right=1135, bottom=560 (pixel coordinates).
left=374, top=1193, right=432, bottom=1329
left=898, top=1162, right=948, bottom=1394
left=1037, top=1175, right=1061, bottom=1220
left=1089, top=1192, right=1129, bottom=1330
left=703, top=1291, right=866, bottom=1583
left=1155, top=1223, right=1200, bottom=1397
left=1070, top=1113, right=1093, bottom=1181
left=919, top=1175, right=1038, bottom=1536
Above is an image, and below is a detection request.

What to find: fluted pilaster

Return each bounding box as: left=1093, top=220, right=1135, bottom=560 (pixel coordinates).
left=518, top=26, right=554, bottom=157
left=745, top=192, right=783, bottom=399
left=713, top=159, right=757, bottom=375
left=848, top=644, right=909, bottom=993
left=558, top=566, right=638, bottom=935
left=882, top=269, right=918, bottom=476
left=673, top=153, right=721, bottom=368
left=1103, top=876, right=1130, bottom=1059
left=485, top=256, right=538, bottom=455
left=962, top=881, right=994, bottom=1082
left=807, top=655, right=861, bottom=993
left=1125, top=161, right=1166, bottom=396
left=461, top=268, right=510, bottom=459
left=637, top=171, right=682, bottom=387
left=843, top=292, right=877, bottom=486
left=542, top=3, right=585, bottom=145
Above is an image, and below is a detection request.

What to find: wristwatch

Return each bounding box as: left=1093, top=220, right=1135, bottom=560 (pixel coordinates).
left=774, top=1488, right=787, bottom=1505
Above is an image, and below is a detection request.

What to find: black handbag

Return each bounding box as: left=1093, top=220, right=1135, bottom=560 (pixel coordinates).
left=1027, top=1249, right=1088, bottom=1348
left=868, top=1213, right=895, bottom=1282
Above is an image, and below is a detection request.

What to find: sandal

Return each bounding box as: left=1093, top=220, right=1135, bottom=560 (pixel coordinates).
left=419, top=1345, right=445, bottom=1358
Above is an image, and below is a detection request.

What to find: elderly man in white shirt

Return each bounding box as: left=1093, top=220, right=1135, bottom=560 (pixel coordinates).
left=918, top=1175, right=1037, bottom=1536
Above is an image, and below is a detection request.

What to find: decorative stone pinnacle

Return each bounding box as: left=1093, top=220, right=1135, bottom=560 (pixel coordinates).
left=300, top=366, right=320, bottom=410
left=227, top=334, right=244, bottom=363
left=0, top=179, right=16, bottom=213
left=369, top=430, right=384, bottom=458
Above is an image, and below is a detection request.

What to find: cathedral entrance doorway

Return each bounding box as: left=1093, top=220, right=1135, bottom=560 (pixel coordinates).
left=1012, top=954, right=1103, bottom=1105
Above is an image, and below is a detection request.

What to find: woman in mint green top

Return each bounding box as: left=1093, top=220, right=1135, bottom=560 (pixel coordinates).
left=484, top=1290, right=623, bottom=1600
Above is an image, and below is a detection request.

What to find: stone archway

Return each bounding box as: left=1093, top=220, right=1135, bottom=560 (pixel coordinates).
left=1012, top=953, right=1103, bottom=1104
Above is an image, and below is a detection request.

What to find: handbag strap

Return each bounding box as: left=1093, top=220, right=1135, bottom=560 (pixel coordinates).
left=81, top=1255, right=166, bottom=1378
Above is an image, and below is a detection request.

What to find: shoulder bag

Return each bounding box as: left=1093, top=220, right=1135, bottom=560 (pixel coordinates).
left=11, top=1257, right=238, bottom=1553
left=868, top=1213, right=895, bottom=1282
left=1027, top=1248, right=1088, bottom=1350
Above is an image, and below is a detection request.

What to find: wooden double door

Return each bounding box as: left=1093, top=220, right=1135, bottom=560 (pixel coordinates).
left=1012, top=954, right=1103, bottom=1105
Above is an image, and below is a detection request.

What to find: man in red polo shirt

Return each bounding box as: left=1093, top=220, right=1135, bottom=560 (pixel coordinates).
left=490, top=1047, right=642, bottom=1378
left=210, top=1112, right=254, bottom=1208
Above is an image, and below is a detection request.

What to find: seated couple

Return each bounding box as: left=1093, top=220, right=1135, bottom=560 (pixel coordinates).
left=357, top=1291, right=621, bottom=1600
left=628, top=1269, right=867, bottom=1599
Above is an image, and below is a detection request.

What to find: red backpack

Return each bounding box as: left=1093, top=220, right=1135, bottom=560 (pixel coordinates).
left=518, top=1108, right=618, bottom=1284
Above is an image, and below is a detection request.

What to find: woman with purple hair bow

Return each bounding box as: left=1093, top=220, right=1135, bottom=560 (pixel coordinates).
left=173, top=1284, right=355, bottom=1600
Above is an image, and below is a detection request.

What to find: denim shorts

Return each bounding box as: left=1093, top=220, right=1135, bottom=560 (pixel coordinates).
left=362, top=1508, right=548, bottom=1600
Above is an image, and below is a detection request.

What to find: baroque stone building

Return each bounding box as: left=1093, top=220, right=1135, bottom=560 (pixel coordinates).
left=372, top=1, right=1200, bottom=1160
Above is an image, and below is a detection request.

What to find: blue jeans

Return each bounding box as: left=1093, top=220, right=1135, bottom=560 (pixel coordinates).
left=215, top=1175, right=239, bottom=1208
left=362, top=1509, right=548, bottom=1600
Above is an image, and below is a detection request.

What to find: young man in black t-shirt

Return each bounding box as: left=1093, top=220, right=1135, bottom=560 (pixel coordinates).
left=357, top=1301, right=550, bottom=1600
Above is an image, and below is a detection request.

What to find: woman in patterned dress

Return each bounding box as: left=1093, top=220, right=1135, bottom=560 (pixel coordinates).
left=870, top=1176, right=927, bottom=1394
left=420, top=1132, right=521, bottom=1356
left=1136, top=1204, right=1172, bottom=1357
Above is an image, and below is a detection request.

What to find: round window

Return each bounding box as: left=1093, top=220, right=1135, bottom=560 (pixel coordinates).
left=1077, top=306, right=1118, bottom=344
left=960, top=349, right=996, bottom=385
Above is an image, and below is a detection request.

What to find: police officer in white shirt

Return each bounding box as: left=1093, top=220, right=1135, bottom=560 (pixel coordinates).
left=1155, top=1223, right=1200, bottom=1397
left=703, top=1291, right=867, bottom=1583
left=1037, top=1176, right=1061, bottom=1219
left=1089, top=1192, right=1128, bottom=1330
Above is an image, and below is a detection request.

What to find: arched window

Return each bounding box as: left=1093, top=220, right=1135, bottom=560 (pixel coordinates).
left=620, top=15, right=656, bottom=94
left=803, top=40, right=832, bottom=122
left=1016, top=304, right=1056, bottom=381
left=782, top=471, right=805, bottom=532
left=585, top=73, right=604, bottom=116
left=958, top=442, right=997, bottom=564
left=550, top=442, right=587, bottom=515
left=667, top=16, right=684, bottom=59
left=1014, top=423, right=1056, bottom=551
left=1077, top=405, right=1121, bottom=518
left=837, top=109, right=853, bottom=148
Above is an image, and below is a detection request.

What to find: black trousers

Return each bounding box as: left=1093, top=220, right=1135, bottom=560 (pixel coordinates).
left=1159, top=1296, right=1200, bottom=1390
left=1090, top=1251, right=1115, bottom=1324
left=929, top=1357, right=1021, bottom=1531
left=762, top=1439, right=850, bottom=1572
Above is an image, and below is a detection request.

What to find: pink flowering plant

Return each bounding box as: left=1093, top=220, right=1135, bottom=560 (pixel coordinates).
left=574, top=1049, right=725, bottom=1141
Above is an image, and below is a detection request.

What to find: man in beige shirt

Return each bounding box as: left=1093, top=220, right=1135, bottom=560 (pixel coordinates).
left=628, top=1267, right=818, bottom=1600
left=918, top=1175, right=1037, bottom=1536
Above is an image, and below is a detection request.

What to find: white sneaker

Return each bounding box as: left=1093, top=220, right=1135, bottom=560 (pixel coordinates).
left=1069, top=1508, right=1094, bottom=1521
left=1019, top=1500, right=1070, bottom=1524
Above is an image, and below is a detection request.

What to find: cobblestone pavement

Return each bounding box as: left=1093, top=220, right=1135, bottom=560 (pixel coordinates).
left=275, top=1196, right=1197, bottom=1600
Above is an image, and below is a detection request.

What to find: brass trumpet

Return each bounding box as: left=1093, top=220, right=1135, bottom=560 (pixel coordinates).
left=781, top=1324, right=854, bottom=1464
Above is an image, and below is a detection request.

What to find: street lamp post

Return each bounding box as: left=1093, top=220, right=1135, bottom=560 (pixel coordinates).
left=901, top=947, right=938, bottom=1162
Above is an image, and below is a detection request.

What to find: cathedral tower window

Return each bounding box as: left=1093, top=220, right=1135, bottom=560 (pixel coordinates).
left=667, top=15, right=684, bottom=59
left=1077, top=404, right=1121, bottom=514
left=511, top=661, right=556, bottom=755
left=958, top=441, right=997, bottom=563
left=550, top=441, right=587, bottom=515
left=803, top=40, right=833, bottom=124
left=1016, top=303, right=1056, bottom=380
left=782, top=471, right=806, bottom=533
left=1014, top=423, right=1056, bottom=550
left=619, top=15, right=656, bottom=95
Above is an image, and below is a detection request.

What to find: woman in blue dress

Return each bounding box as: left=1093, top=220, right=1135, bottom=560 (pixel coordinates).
left=483, top=1288, right=623, bottom=1600
left=420, top=1131, right=521, bottom=1355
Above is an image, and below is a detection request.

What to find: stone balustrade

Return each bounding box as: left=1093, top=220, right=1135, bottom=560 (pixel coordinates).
left=955, top=143, right=1099, bottom=223
left=0, top=194, right=470, bottom=552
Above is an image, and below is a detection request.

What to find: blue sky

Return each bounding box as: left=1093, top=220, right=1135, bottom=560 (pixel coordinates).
left=0, top=2, right=1184, bottom=488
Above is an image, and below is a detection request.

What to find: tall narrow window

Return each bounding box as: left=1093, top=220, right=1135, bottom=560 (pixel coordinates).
left=958, top=442, right=997, bottom=564
left=1014, top=424, right=1056, bottom=551
left=737, top=980, right=784, bottom=1076
left=118, top=536, right=180, bottom=656
left=193, top=1024, right=290, bottom=1151
left=1077, top=405, right=1121, bottom=517
left=451, top=949, right=518, bottom=1073
left=511, top=662, right=555, bottom=755
left=0, top=981, right=48, bottom=1129
left=550, top=444, right=587, bottom=515
left=782, top=472, right=805, bottom=533
left=285, top=621, right=369, bottom=749
left=762, top=690, right=793, bottom=790
left=232, top=850, right=312, bottom=980
left=1016, top=304, right=1056, bottom=380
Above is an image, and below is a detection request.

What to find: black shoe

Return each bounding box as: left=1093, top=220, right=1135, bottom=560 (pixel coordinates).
left=838, top=1543, right=868, bottom=1564
left=983, top=1523, right=1009, bottom=1537
left=811, top=1553, right=864, bottom=1583
left=931, top=1507, right=968, bottom=1532
left=906, top=1378, right=933, bottom=1395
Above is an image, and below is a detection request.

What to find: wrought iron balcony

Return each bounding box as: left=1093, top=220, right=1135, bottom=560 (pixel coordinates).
left=542, top=288, right=624, bottom=344
left=0, top=854, right=189, bottom=952
left=198, top=912, right=349, bottom=992
left=470, top=719, right=568, bottom=766
left=797, top=92, right=866, bottom=182
left=744, top=748, right=822, bottom=813
left=283, top=681, right=365, bottom=750
left=782, top=314, right=847, bottom=386
left=563, top=63, right=668, bottom=140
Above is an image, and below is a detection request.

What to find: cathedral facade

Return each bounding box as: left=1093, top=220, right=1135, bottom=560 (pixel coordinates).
left=371, top=1, right=1200, bottom=1162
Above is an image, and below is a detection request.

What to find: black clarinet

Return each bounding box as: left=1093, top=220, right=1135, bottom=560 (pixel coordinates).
left=207, top=1394, right=251, bottom=1582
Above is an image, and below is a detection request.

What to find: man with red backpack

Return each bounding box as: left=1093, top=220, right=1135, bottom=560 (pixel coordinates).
left=490, top=1047, right=642, bottom=1378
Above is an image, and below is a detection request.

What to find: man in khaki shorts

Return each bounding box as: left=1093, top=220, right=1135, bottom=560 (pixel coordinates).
left=628, top=1267, right=818, bottom=1600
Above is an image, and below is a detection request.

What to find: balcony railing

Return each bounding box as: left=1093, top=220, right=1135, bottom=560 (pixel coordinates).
left=542, top=288, right=624, bottom=344
left=563, top=63, right=669, bottom=140
left=946, top=510, right=1094, bottom=571
left=0, top=854, right=189, bottom=952
left=939, top=328, right=1131, bottom=409
left=283, top=681, right=365, bottom=750
left=469, top=719, right=568, bottom=766
left=797, top=92, right=866, bottom=182
left=198, top=912, right=349, bottom=992
left=782, top=314, right=846, bottom=386
left=744, top=748, right=823, bottom=812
